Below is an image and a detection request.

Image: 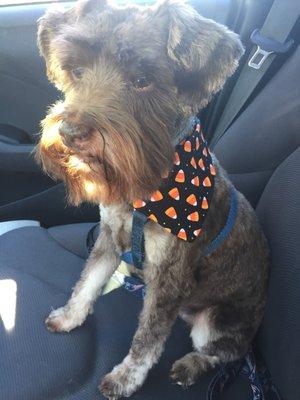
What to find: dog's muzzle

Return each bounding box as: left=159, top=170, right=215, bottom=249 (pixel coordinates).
left=59, top=121, right=91, bottom=147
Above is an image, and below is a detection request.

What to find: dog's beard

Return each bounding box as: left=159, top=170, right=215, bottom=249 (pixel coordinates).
left=35, top=122, right=109, bottom=205
left=35, top=108, right=174, bottom=206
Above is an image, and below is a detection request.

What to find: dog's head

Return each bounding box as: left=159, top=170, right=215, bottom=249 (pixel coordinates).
left=36, top=0, right=243, bottom=205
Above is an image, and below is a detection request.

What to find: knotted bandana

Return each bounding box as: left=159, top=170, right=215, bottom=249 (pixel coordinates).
left=133, top=118, right=216, bottom=242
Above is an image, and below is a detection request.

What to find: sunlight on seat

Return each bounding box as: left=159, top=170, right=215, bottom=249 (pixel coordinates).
left=0, top=279, right=17, bottom=331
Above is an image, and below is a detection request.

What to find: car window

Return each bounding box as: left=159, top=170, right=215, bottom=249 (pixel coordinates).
left=1, top=0, right=152, bottom=5
left=1, top=0, right=64, bottom=4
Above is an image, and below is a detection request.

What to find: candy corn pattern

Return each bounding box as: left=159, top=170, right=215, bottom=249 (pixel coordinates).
left=150, top=190, right=163, bottom=202
left=198, top=158, right=205, bottom=170
left=178, top=228, right=187, bottom=241
left=165, top=207, right=177, bottom=219
left=190, top=157, right=197, bottom=169
left=169, top=187, right=180, bottom=200
left=174, top=152, right=180, bottom=165
left=133, top=199, right=146, bottom=208
left=149, top=214, right=158, bottom=222
left=175, top=169, right=185, bottom=183
left=187, top=211, right=199, bottom=222
left=203, top=177, right=212, bottom=187
left=132, top=118, right=215, bottom=242
left=191, top=176, right=200, bottom=186
left=210, top=164, right=216, bottom=176
left=184, top=140, right=192, bottom=152
left=202, top=197, right=209, bottom=209
left=186, top=194, right=197, bottom=206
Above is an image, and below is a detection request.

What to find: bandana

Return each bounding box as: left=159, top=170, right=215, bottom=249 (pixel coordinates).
left=133, top=118, right=216, bottom=242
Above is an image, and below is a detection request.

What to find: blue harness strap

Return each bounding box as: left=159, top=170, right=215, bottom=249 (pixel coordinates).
left=121, top=209, right=148, bottom=269
left=202, top=186, right=238, bottom=257
left=121, top=210, right=148, bottom=298
left=123, top=275, right=146, bottom=299
left=120, top=187, right=239, bottom=298
left=121, top=250, right=134, bottom=265
left=207, top=349, right=282, bottom=400
left=131, top=210, right=148, bottom=270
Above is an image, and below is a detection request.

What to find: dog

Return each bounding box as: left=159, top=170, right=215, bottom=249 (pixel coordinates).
left=35, top=0, right=269, bottom=398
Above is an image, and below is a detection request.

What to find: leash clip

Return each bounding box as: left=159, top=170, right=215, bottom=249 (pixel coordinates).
left=248, top=29, right=294, bottom=70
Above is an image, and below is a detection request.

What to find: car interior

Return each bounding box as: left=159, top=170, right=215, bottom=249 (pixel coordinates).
left=0, top=0, right=299, bottom=399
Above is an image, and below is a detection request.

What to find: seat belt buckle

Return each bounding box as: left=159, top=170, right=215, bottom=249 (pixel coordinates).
left=248, top=46, right=273, bottom=69
left=248, top=29, right=294, bottom=70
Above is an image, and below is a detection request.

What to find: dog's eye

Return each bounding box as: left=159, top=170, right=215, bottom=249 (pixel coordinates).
left=133, top=76, right=152, bottom=90
left=71, top=67, right=85, bottom=80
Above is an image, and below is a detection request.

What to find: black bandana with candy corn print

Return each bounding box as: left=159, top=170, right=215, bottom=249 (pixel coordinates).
left=133, top=118, right=216, bottom=242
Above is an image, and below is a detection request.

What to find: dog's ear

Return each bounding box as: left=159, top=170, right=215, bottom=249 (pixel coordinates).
left=37, top=0, right=107, bottom=59
left=156, top=0, right=244, bottom=109
left=37, top=8, right=67, bottom=61
left=37, top=7, right=72, bottom=87
left=37, top=0, right=108, bottom=85
left=75, top=0, right=108, bottom=17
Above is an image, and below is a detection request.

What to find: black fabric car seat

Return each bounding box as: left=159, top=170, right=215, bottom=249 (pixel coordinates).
left=213, top=45, right=300, bottom=400
left=0, top=46, right=299, bottom=400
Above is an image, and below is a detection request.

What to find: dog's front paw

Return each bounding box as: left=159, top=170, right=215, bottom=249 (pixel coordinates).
left=99, top=372, right=124, bottom=400
left=45, top=306, right=82, bottom=333
left=170, top=353, right=202, bottom=388
left=170, top=352, right=219, bottom=388
left=170, top=359, right=196, bottom=388
left=99, top=361, right=143, bottom=399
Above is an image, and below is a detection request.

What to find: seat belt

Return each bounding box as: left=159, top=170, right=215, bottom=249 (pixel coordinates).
left=210, top=0, right=299, bottom=148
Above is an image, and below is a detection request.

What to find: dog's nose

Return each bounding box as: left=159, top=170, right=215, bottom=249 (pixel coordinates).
left=59, top=121, right=90, bottom=146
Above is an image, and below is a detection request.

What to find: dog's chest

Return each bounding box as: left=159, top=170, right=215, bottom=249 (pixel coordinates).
left=100, top=203, right=173, bottom=268
left=100, top=203, right=132, bottom=253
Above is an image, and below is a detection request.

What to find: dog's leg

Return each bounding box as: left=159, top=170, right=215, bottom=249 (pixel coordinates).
left=99, top=276, right=181, bottom=399
left=170, top=307, right=248, bottom=386
left=46, top=224, right=119, bottom=332
left=171, top=308, right=219, bottom=386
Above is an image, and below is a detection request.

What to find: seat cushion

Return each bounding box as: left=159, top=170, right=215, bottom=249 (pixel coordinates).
left=0, top=227, right=94, bottom=400
left=0, top=225, right=251, bottom=400
left=48, top=222, right=95, bottom=259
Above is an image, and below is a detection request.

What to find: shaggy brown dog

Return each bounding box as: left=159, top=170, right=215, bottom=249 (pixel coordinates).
left=35, top=0, right=269, bottom=398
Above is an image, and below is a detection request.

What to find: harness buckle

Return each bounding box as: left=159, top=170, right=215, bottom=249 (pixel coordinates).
left=248, top=29, right=294, bottom=70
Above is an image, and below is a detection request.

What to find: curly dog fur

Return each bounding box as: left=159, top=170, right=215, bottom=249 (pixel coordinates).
left=35, top=0, right=269, bottom=398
